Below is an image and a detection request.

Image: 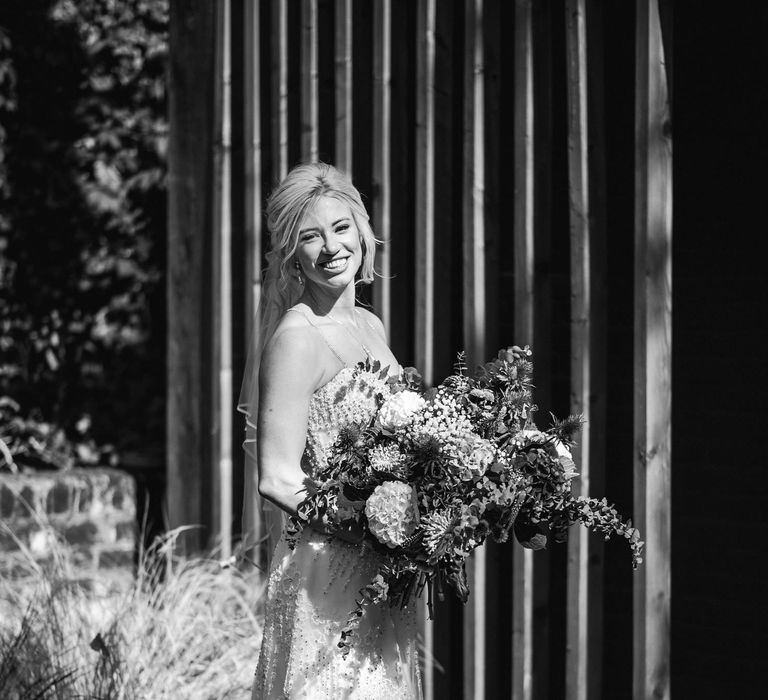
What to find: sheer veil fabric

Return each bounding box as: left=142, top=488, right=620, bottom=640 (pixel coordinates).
left=236, top=317, right=285, bottom=572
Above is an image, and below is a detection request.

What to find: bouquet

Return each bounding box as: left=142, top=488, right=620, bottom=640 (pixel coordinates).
left=287, top=346, right=643, bottom=655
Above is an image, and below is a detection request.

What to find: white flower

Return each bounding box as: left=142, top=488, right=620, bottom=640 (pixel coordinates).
left=365, top=481, right=419, bottom=548
left=369, top=444, right=407, bottom=474
left=519, top=428, right=547, bottom=443
left=557, top=444, right=579, bottom=480
left=454, top=433, right=496, bottom=480
left=378, top=390, right=426, bottom=432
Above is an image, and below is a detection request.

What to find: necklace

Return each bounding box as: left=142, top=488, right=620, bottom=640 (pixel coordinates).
left=327, top=308, right=373, bottom=359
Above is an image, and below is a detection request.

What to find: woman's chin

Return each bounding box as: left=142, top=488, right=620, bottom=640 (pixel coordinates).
left=308, top=271, right=357, bottom=291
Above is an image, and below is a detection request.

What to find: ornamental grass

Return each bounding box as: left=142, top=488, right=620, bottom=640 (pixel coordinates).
left=0, top=523, right=264, bottom=699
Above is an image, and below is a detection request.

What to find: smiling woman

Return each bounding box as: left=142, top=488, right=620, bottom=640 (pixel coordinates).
left=237, top=162, right=420, bottom=699
left=295, top=197, right=363, bottom=289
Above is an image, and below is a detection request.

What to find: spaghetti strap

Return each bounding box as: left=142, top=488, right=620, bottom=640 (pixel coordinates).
left=287, top=307, right=347, bottom=366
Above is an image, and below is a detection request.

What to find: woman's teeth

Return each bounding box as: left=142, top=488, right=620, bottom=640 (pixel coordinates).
left=321, top=258, right=347, bottom=271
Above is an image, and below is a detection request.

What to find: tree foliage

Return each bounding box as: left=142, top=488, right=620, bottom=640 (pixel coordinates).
left=0, top=0, right=168, bottom=470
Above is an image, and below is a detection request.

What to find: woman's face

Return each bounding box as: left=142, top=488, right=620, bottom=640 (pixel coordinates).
left=294, top=195, right=363, bottom=293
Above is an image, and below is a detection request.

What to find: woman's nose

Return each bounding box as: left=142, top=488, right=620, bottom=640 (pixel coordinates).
left=322, top=232, right=341, bottom=254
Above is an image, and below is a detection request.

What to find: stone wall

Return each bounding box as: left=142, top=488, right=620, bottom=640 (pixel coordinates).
left=0, top=468, right=137, bottom=574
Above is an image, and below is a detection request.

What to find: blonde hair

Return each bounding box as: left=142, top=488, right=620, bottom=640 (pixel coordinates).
left=259, top=162, right=378, bottom=347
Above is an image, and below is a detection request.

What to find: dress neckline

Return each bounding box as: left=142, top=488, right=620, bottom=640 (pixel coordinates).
left=310, top=362, right=402, bottom=403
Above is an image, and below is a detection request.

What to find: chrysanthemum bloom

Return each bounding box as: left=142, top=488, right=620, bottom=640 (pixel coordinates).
left=378, top=390, right=426, bottom=431
left=365, top=481, right=419, bottom=548
left=369, top=443, right=407, bottom=472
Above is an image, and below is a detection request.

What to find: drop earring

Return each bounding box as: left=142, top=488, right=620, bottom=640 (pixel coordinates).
left=294, top=260, right=304, bottom=285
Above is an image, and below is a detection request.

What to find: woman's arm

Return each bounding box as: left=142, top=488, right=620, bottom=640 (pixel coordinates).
left=257, top=322, right=365, bottom=543
left=256, top=325, right=323, bottom=515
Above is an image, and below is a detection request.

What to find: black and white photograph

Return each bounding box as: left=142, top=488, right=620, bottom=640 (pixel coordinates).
left=1, top=1, right=766, bottom=698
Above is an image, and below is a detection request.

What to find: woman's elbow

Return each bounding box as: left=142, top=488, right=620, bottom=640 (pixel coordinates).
left=258, top=476, right=278, bottom=501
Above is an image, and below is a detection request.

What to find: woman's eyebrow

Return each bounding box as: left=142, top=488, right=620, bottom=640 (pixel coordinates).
left=299, top=218, right=350, bottom=234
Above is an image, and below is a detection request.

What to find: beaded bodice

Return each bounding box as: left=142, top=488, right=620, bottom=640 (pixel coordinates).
left=302, top=365, right=391, bottom=478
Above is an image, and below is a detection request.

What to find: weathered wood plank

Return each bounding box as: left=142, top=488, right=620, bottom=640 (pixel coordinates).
left=564, top=0, right=608, bottom=697
left=463, top=1, right=487, bottom=698
left=633, top=1, right=672, bottom=698
left=564, top=0, right=604, bottom=697
left=372, top=0, right=392, bottom=337
left=415, top=0, right=435, bottom=388
left=335, top=0, right=353, bottom=174
left=512, top=1, right=535, bottom=698
left=415, top=2, right=436, bottom=691
left=300, top=0, right=319, bottom=161
left=167, top=0, right=218, bottom=550
left=238, top=0, right=264, bottom=557
left=272, top=0, right=289, bottom=180
left=211, top=0, right=233, bottom=557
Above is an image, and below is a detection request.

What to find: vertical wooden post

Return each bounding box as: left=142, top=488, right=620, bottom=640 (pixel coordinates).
left=512, top=1, right=534, bottom=698
left=415, top=0, right=436, bottom=388
left=335, top=0, right=353, bottom=174
left=300, top=0, right=319, bottom=162
left=634, top=1, right=672, bottom=698
left=372, top=0, right=392, bottom=336
left=272, top=0, right=289, bottom=180
left=463, top=0, right=487, bottom=698
left=239, top=0, right=264, bottom=554
left=211, top=0, right=233, bottom=557
left=564, top=0, right=605, bottom=697
left=167, top=0, right=218, bottom=549
left=415, top=2, right=436, bottom=695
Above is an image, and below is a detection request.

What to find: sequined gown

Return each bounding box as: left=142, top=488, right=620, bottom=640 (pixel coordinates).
left=252, top=365, right=422, bottom=699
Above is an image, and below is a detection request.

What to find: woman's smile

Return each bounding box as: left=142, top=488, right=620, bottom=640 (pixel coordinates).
left=319, top=256, right=349, bottom=272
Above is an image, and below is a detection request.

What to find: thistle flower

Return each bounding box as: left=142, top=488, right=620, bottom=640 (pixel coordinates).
left=422, top=511, right=454, bottom=558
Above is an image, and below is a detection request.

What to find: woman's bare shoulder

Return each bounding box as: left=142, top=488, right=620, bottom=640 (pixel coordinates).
left=261, top=311, right=320, bottom=379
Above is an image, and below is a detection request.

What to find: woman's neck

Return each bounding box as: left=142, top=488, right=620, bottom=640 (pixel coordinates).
left=299, top=283, right=357, bottom=321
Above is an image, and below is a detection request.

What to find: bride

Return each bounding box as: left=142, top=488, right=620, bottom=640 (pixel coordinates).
left=239, top=163, right=422, bottom=699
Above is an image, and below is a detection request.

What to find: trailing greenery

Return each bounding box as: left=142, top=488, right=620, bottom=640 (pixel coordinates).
left=0, top=0, right=168, bottom=471
left=0, top=525, right=264, bottom=698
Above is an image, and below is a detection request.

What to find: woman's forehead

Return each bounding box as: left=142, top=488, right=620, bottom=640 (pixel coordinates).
left=301, top=195, right=352, bottom=227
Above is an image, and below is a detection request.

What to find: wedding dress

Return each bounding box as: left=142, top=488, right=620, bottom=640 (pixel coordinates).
left=252, top=363, right=423, bottom=699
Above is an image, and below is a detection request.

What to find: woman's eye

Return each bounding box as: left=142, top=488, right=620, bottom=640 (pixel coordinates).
left=336, top=224, right=350, bottom=232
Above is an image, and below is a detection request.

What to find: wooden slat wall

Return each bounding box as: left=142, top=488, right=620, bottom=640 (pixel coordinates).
left=335, top=0, right=353, bottom=174
left=563, top=0, right=604, bottom=697
left=272, top=0, right=289, bottom=180
left=463, top=3, right=487, bottom=697
left=564, top=0, right=608, bottom=698
left=212, top=0, right=234, bottom=558
left=414, top=0, right=436, bottom=389
left=415, top=2, right=437, bottom=695
left=168, top=0, right=673, bottom=695
left=512, top=1, right=535, bottom=698
left=633, top=0, right=672, bottom=698
left=236, top=0, right=264, bottom=554
left=300, top=0, right=319, bottom=162
left=167, top=0, right=218, bottom=550
left=372, top=0, right=391, bottom=336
